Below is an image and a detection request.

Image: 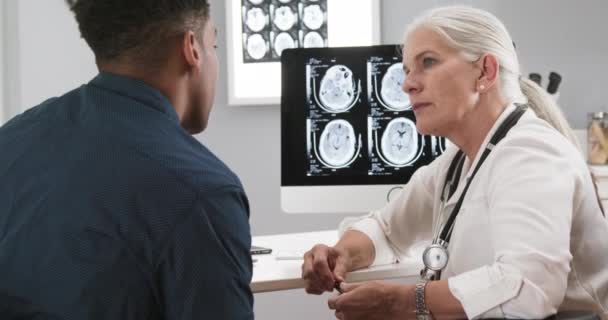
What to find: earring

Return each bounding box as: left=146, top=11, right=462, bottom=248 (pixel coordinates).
left=479, top=84, right=486, bottom=91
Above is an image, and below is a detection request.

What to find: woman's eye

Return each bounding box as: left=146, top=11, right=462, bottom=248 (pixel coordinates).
left=422, top=57, right=436, bottom=68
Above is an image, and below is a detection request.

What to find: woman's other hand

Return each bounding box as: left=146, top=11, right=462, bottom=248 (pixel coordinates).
left=328, top=281, right=414, bottom=320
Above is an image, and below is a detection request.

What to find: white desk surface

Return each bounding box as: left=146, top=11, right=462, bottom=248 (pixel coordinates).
left=251, top=230, right=423, bottom=293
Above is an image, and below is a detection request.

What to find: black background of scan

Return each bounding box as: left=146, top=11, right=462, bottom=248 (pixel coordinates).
left=281, top=45, right=446, bottom=187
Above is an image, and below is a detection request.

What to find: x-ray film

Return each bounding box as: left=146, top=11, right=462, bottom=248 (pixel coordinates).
left=366, top=55, right=424, bottom=175
left=242, top=0, right=327, bottom=63
left=242, top=0, right=272, bottom=61
left=367, top=115, right=424, bottom=175
left=305, top=57, right=365, bottom=176
left=367, top=57, right=411, bottom=111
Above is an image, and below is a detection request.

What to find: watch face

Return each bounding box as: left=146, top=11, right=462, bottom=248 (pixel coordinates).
left=422, top=244, right=449, bottom=271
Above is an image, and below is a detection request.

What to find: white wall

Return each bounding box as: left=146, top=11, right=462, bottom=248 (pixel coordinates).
left=1, top=0, right=24, bottom=124
left=0, top=0, right=6, bottom=124
left=16, top=0, right=97, bottom=110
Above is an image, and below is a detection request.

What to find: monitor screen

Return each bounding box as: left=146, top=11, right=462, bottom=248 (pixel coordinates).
left=281, top=45, right=446, bottom=213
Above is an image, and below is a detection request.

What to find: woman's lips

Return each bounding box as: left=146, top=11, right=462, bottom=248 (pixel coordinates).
left=412, top=102, right=431, bottom=111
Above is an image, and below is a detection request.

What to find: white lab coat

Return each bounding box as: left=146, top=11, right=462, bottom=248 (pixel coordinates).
left=342, top=104, right=608, bottom=319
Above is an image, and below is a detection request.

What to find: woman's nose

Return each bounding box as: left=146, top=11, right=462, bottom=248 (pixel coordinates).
left=402, top=74, right=420, bottom=94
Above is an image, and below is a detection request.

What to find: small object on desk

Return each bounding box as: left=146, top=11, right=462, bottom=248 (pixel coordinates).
left=274, top=250, right=305, bottom=260
left=251, top=245, right=272, bottom=255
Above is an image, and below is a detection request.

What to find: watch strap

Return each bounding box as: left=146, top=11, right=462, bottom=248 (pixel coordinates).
left=415, top=280, right=432, bottom=320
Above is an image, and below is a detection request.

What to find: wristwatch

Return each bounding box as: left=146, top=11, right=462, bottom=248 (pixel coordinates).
left=415, top=280, right=432, bottom=320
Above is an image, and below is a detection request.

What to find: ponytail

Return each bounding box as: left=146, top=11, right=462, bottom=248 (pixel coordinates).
left=519, top=77, right=581, bottom=151
left=520, top=77, right=604, bottom=216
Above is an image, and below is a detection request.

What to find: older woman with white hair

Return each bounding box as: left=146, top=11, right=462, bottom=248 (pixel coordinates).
left=301, top=6, right=608, bottom=320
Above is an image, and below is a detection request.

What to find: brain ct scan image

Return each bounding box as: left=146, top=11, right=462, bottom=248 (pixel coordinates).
left=246, top=34, right=269, bottom=60
left=319, top=65, right=357, bottom=112
left=273, top=6, right=297, bottom=31
left=302, top=4, right=324, bottom=30
left=242, top=0, right=327, bottom=63
left=303, top=31, right=324, bottom=48
left=380, top=63, right=410, bottom=111
left=245, top=7, right=268, bottom=32
left=318, top=119, right=358, bottom=167
left=380, top=118, right=418, bottom=165
left=273, top=32, right=296, bottom=56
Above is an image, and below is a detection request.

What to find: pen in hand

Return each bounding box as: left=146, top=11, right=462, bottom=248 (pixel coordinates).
left=334, top=280, right=343, bottom=294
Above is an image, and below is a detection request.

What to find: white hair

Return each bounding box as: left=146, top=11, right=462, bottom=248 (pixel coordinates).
left=403, top=5, right=580, bottom=151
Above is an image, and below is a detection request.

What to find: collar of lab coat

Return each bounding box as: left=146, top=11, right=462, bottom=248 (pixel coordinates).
left=443, top=103, right=522, bottom=208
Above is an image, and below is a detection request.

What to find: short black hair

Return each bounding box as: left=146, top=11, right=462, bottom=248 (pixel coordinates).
left=67, top=0, right=210, bottom=64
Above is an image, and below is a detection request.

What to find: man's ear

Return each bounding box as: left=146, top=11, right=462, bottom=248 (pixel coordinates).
left=476, top=53, right=499, bottom=92
left=181, top=30, right=201, bottom=70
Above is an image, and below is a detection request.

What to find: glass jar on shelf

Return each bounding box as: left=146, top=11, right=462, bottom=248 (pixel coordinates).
left=587, top=112, right=608, bottom=165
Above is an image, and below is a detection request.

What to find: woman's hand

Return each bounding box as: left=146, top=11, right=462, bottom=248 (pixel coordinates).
left=328, top=281, right=414, bottom=320
left=301, top=244, right=351, bottom=294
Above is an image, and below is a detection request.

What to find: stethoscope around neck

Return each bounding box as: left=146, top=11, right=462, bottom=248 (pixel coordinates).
left=420, top=105, right=528, bottom=281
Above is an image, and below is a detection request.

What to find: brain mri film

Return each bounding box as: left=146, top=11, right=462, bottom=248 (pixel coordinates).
left=380, top=63, right=410, bottom=111
left=242, top=0, right=327, bottom=63
left=246, top=34, right=269, bottom=60
left=318, top=119, right=359, bottom=167
left=302, top=4, right=325, bottom=30
left=318, top=65, right=358, bottom=112
left=303, top=31, right=324, bottom=48
left=273, top=32, right=297, bottom=56
left=379, top=118, right=419, bottom=166
left=245, top=7, right=268, bottom=32
left=273, top=6, right=297, bottom=31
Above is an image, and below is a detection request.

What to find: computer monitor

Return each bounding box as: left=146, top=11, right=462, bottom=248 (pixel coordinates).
left=280, top=45, right=446, bottom=214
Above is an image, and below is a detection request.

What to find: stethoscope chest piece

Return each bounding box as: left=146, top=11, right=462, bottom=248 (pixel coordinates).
left=422, top=242, right=449, bottom=271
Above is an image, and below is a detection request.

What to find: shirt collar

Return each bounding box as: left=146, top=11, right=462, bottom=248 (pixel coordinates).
left=461, top=103, right=520, bottom=178
left=88, top=72, right=180, bottom=123
left=442, top=103, right=522, bottom=207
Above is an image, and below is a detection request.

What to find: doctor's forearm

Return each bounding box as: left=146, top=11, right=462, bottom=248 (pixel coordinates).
left=425, top=280, right=467, bottom=319
left=335, top=230, right=375, bottom=271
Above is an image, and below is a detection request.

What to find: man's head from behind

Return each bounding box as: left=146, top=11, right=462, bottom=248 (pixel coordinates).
left=68, top=0, right=218, bottom=134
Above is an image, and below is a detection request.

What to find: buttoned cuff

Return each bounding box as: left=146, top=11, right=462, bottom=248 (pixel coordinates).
left=339, top=215, right=399, bottom=266
left=448, top=265, right=523, bottom=319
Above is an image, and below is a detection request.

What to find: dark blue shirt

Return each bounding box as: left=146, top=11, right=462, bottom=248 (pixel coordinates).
left=0, top=73, right=253, bottom=319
